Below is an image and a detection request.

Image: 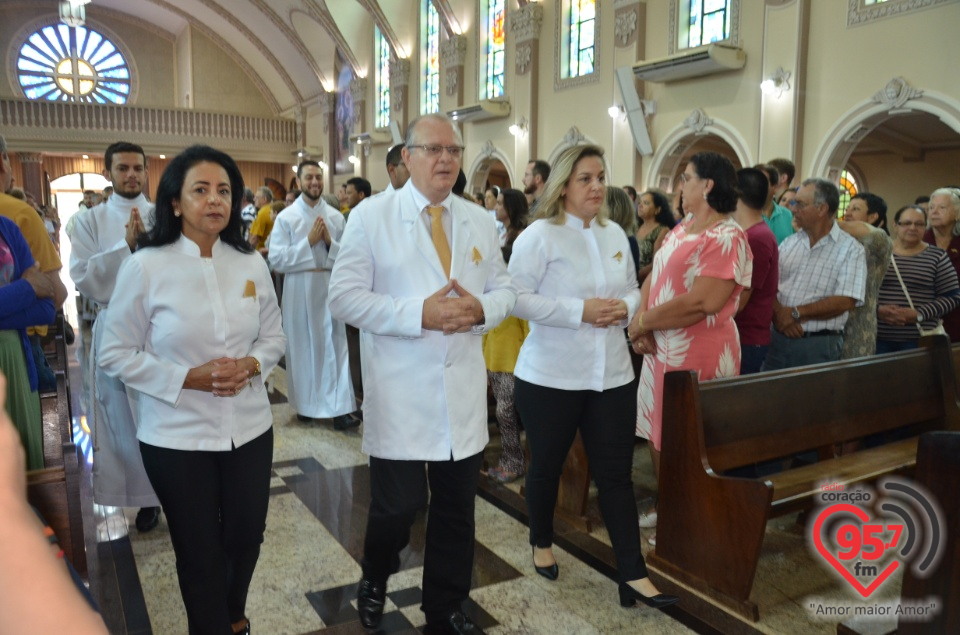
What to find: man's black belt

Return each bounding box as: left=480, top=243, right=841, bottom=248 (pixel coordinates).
left=802, top=330, right=843, bottom=338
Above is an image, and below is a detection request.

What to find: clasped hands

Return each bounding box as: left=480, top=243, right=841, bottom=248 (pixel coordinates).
left=308, top=216, right=332, bottom=247
left=125, top=207, right=145, bottom=251
left=584, top=298, right=628, bottom=328
left=772, top=305, right=804, bottom=339
left=627, top=311, right=656, bottom=355
left=422, top=280, right=484, bottom=335
left=184, top=357, right=257, bottom=397
left=877, top=304, right=918, bottom=327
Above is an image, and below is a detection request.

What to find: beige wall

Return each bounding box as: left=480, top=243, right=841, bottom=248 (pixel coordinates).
left=189, top=27, right=274, bottom=117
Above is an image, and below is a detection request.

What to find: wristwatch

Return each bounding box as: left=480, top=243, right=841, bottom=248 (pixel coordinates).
left=791, top=307, right=801, bottom=321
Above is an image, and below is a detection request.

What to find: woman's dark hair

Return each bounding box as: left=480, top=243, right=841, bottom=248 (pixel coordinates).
left=139, top=145, right=251, bottom=253
left=641, top=189, right=677, bottom=229
left=688, top=151, right=740, bottom=213
left=486, top=185, right=500, bottom=198
left=894, top=204, right=926, bottom=225
left=736, top=168, right=769, bottom=211
left=500, top=188, right=529, bottom=261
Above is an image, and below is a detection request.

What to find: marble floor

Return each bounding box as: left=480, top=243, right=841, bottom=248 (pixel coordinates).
left=66, top=329, right=903, bottom=635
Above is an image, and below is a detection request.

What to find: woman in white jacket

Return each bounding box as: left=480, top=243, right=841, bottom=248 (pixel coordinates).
left=99, top=145, right=286, bottom=635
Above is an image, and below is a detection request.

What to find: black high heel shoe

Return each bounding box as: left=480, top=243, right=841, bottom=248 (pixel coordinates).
left=618, top=582, right=679, bottom=609
left=532, top=547, right=559, bottom=581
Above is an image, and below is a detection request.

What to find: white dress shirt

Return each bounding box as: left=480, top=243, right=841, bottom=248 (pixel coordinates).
left=778, top=221, right=867, bottom=332
left=510, top=214, right=640, bottom=391
left=99, top=236, right=286, bottom=451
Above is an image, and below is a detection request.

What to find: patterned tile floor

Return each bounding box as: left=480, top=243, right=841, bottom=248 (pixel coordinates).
left=68, top=329, right=902, bottom=634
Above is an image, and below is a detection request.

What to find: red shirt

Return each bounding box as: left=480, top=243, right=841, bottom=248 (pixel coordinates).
left=735, top=222, right=779, bottom=345
left=923, top=229, right=960, bottom=340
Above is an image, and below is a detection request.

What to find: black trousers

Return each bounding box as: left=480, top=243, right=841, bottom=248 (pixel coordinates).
left=361, top=451, right=483, bottom=624
left=515, top=378, right=648, bottom=582
left=140, top=428, right=273, bottom=635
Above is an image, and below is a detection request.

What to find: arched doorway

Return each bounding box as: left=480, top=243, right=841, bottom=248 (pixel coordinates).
left=466, top=142, right=514, bottom=208
left=811, top=79, right=960, bottom=222
left=647, top=110, right=753, bottom=192
left=50, top=172, right=111, bottom=327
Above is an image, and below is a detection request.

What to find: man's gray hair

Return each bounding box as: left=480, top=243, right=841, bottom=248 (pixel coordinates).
left=404, top=114, right=464, bottom=149
left=257, top=186, right=273, bottom=202
left=802, top=177, right=840, bottom=214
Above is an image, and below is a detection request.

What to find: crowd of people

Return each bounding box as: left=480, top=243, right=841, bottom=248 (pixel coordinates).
left=3, top=114, right=960, bottom=634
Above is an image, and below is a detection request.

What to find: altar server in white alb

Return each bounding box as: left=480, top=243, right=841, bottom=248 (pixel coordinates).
left=268, top=161, right=358, bottom=430
left=69, top=141, right=161, bottom=532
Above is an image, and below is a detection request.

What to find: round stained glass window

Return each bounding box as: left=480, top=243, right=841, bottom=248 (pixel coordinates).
left=18, top=24, right=130, bottom=104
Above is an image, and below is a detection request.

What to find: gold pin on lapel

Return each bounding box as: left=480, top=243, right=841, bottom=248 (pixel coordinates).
left=472, top=246, right=483, bottom=265
left=613, top=251, right=623, bottom=263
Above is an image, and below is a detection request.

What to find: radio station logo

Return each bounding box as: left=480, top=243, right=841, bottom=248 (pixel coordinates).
left=809, top=477, right=944, bottom=600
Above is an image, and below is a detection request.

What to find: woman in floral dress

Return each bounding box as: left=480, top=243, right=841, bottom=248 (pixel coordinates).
left=628, top=152, right=753, bottom=544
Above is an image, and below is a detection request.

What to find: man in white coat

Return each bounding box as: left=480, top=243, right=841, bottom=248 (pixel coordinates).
left=69, top=141, right=161, bottom=532
left=268, top=161, right=358, bottom=429
left=329, top=114, right=516, bottom=635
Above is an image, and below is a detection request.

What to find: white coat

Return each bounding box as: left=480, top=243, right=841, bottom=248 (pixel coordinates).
left=328, top=181, right=517, bottom=461
left=68, top=193, right=159, bottom=507
left=268, top=195, right=355, bottom=418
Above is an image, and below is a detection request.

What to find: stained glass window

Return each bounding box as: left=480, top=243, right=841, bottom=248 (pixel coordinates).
left=17, top=24, right=130, bottom=104
left=483, top=0, right=506, bottom=99
left=685, top=0, right=730, bottom=49
left=422, top=0, right=440, bottom=115
left=569, top=0, right=596, bottom=78
left=375, top=27, right=391, bottom=129
left=838, top=170, right=859, bottom=218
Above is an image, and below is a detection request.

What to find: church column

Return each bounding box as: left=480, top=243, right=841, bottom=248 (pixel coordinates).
left=508, top=2, right=543, bottom=175
left=18, top=153, right=44, bottom=204
left=351, top=78, right=368, bottom=179
left=613, top=0, right=646, bottom=188
left=390, top=58, right=411, bottom=139
left=441, top=34, right=467, bottom=109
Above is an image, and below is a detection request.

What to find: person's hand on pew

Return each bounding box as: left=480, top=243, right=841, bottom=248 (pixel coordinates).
left=0, top=372, right=110, bottom=635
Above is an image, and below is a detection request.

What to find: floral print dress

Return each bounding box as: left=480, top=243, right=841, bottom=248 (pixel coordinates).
left=636, top=216, right=753, bottom=450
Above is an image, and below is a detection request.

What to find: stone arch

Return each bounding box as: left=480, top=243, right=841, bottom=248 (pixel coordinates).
left=546, top=126, right=602, bottom=166
left=810, top=78, right=960, bottom=183
left=466, top=141, right=515, bottom=196
left=646, top=109, right=753, bottom=190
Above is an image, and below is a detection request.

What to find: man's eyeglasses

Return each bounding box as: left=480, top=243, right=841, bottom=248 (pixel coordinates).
left=411, top=145, right=465, bottom=159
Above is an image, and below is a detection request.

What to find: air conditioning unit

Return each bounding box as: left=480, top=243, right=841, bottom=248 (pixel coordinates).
left=350, top=130, right=392, bottom=146
left=631, top=44, right=745, bottom=83
left=446, top=99, right=511, bottom=123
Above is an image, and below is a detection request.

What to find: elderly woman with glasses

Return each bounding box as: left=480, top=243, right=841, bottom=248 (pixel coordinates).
left=922, top=188, right=960, bottom=340
left=877, top=204, right=960, bottom=353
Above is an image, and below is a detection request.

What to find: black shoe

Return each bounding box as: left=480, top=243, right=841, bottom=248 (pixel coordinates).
left=135, top=507, right=161, bottom=533
left=334, top=414, right=360, bottom=430
left=618, top=581, right=679, bottom=609
left=423, top=612, right=485, bottom=635
left=296, top=414, right=313, bottom=422
left=532, top=547, right=558, bottom=581
left=356, top=578, right=386, bottom=629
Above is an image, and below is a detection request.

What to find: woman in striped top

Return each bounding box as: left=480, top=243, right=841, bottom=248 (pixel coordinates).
left=876, top=205, right=960, bottom=353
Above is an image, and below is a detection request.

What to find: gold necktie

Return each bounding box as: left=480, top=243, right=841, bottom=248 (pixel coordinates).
left=428, top=206, right=451, bottom=278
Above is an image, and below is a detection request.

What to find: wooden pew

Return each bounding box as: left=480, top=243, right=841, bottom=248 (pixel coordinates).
left=27, top=314, right=86, bottom=579
left=898, top=430, right=960, bottom=634
left=647, top=336, right=960, bottom=622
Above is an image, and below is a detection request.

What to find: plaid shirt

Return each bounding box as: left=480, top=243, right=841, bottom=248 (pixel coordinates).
left=777, top=221, right=867, bottom=332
